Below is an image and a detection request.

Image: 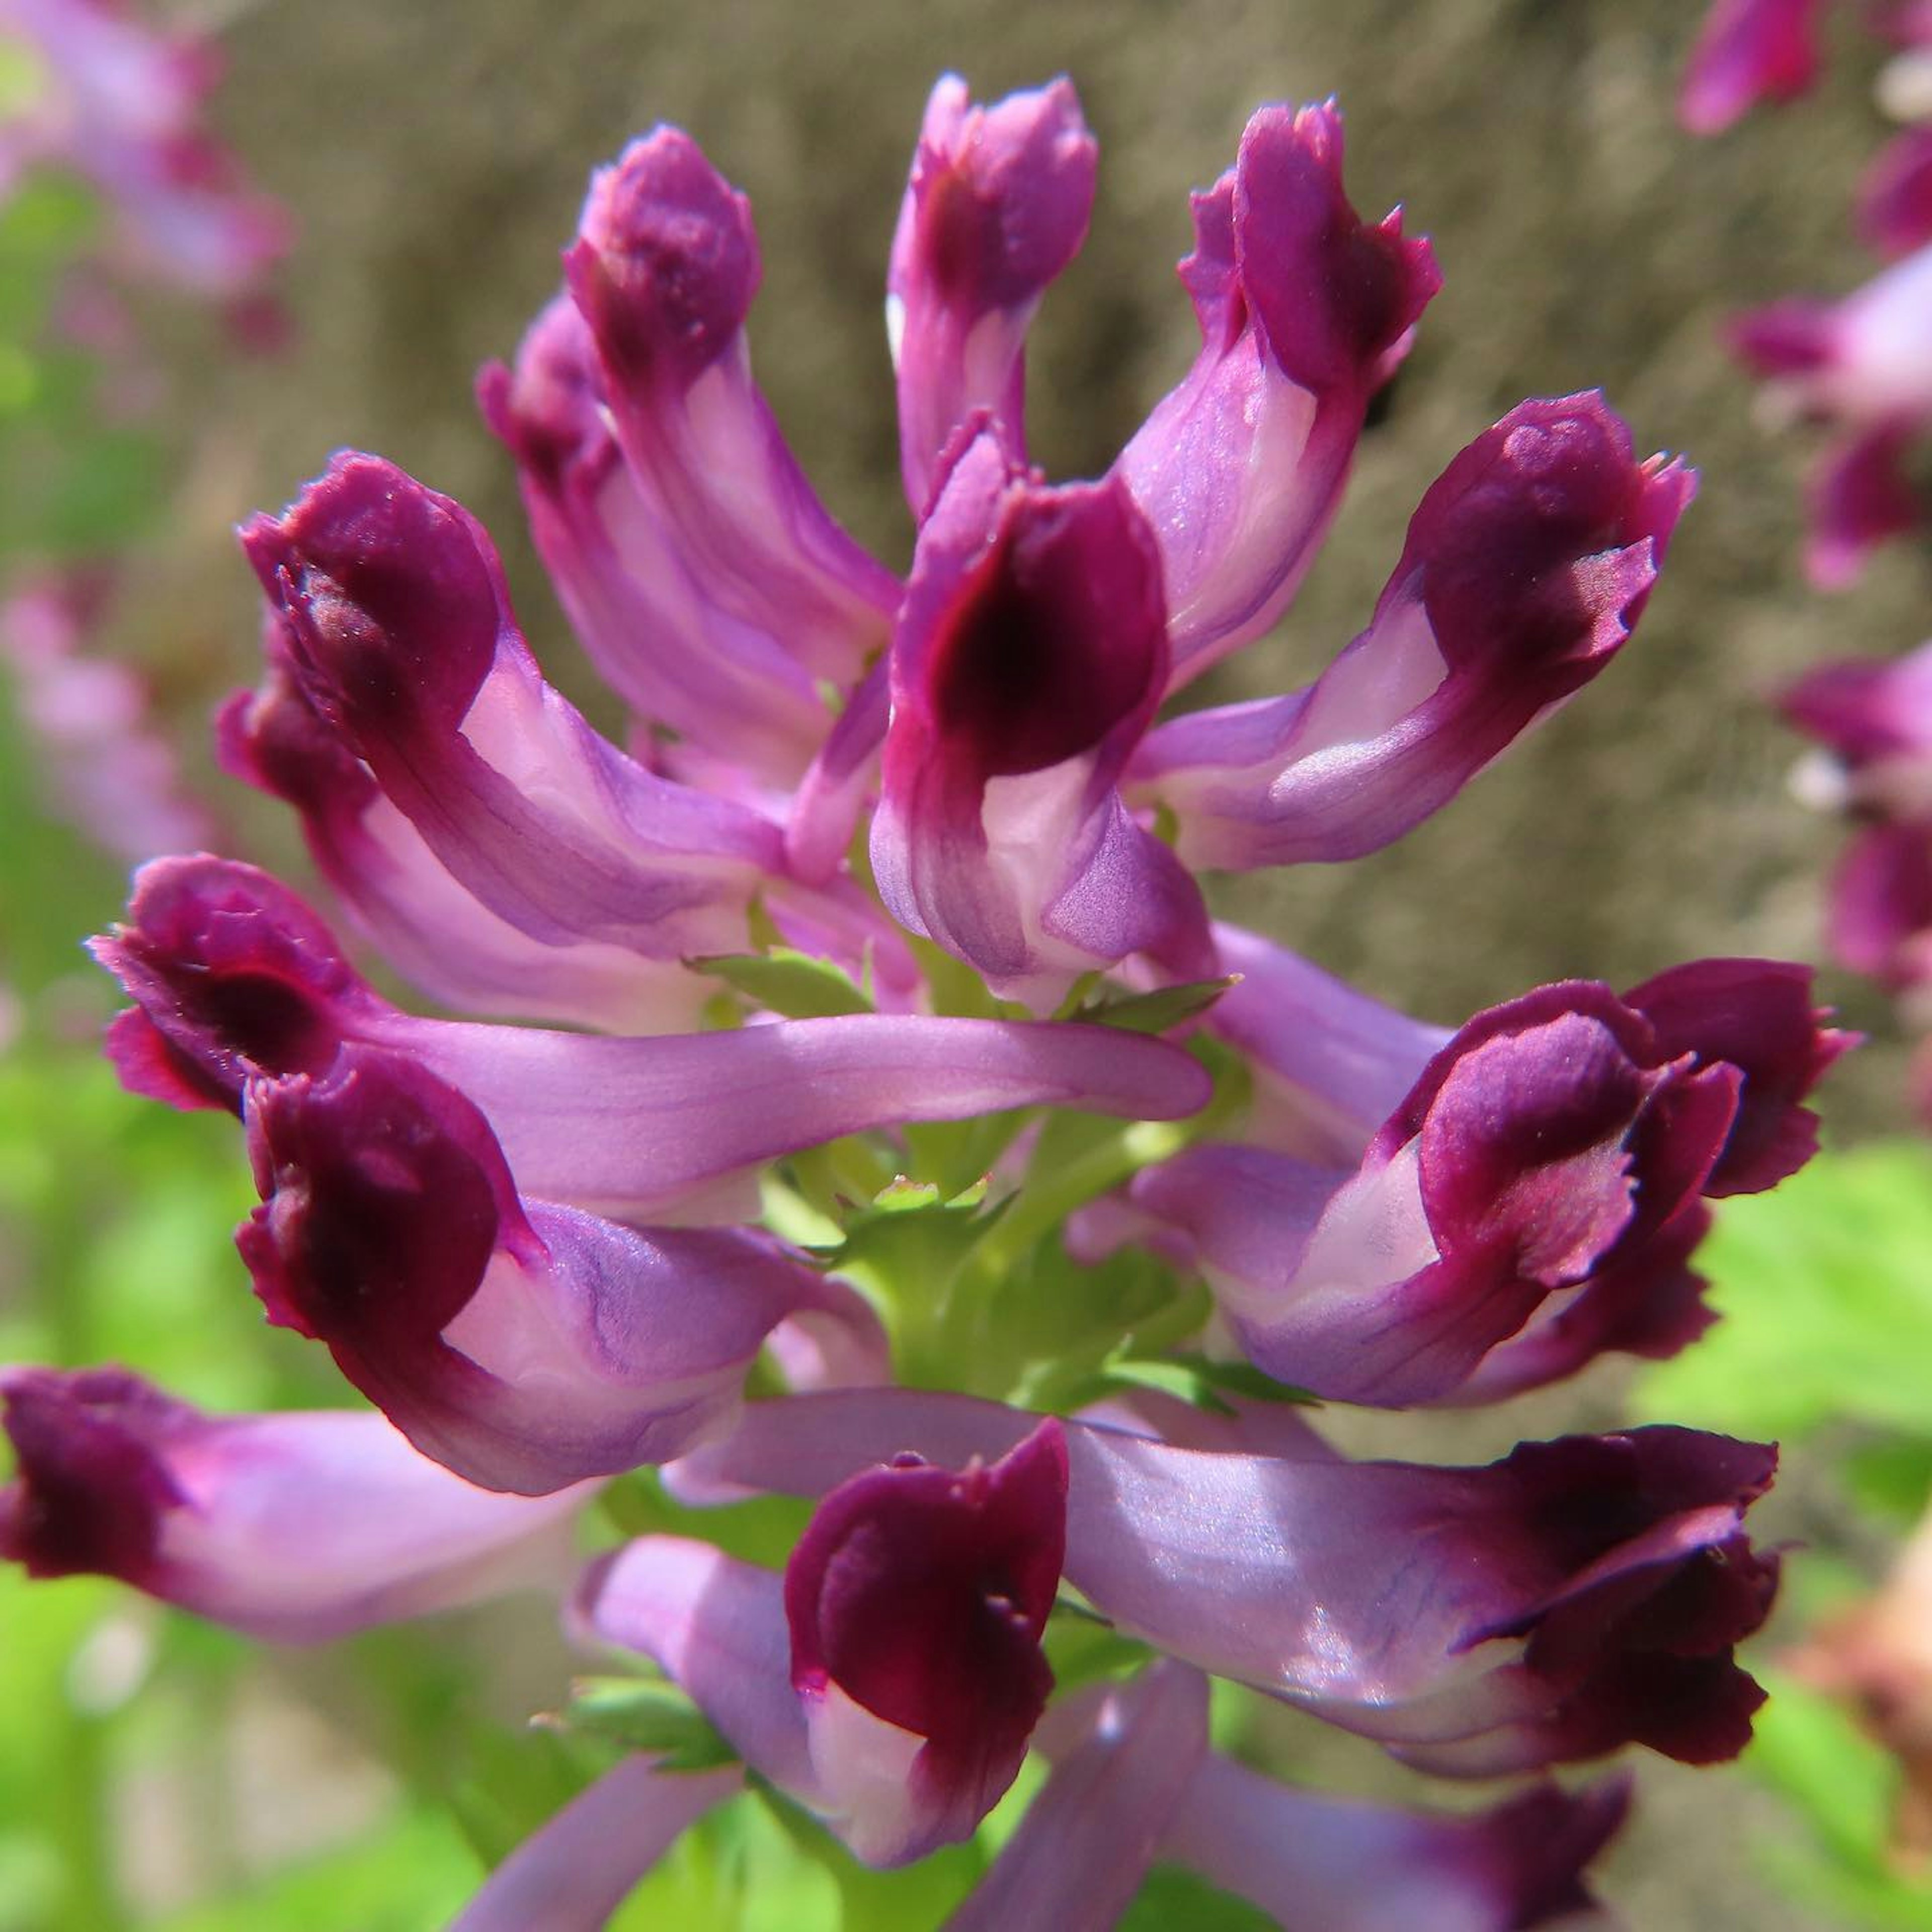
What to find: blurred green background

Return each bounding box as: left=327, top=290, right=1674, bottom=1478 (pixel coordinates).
left=5, top=0, right=1932, bottom=1925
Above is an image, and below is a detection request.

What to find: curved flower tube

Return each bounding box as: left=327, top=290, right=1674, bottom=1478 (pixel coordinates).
left=1114, top=99, right=1439, bottom=687
left=1129, top=394, right=1695, bottom=870
left=0, top=1365, right=588, bottom=1639
left=449, top=1754, right=744, bottom=1932
left=888, top=74, right=1097, bottom=514
left=237, top=1045, right=852, bottom=1494
left=658, top=1389, right=1780, bottom=1775
left=947, top=1661, right=1208, bottom=1932
left=562, top=126, right=900, bottom=694
left=479, top=293, right=837, bottom=784
left=94, top=855, right=1212, bottom=1223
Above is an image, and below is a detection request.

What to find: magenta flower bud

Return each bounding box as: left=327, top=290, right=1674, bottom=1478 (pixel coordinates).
left=96, top=855, right=1212, bottom=1220
left=784, top=1419, right=1068, bottom=1866
left=563, top=129, right=899, bottom=694
left=872, top=429, right=1212, bottom=1004
left=1678, top=0, right=1825, bottom=134
left=1115, top=100, right=1439, bottom=686
left=478, top=295, right=834, bottom=782
left=888, top=74, right=1098, bottom=513
left=235, top=1045, right=841, bottom=1494
left=1131, top=393, right=1694, bottom=869
left=0, top=1365, right=585, bottom=1640
left=1133, top=960, right=1843, bottom=1405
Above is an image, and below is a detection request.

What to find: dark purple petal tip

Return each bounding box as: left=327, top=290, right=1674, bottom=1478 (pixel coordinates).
left=785, top=1418, right=1068, bottom=1802
left=0, top=1366, right=186, bottom=1584
left=1403, top=393, right=1694, bottom=690
left=910, top=461, right=1169, bottom=783
left=1624, top=958, right=1853, bottom=1195
left=237, top=1045, right=524, bottom=1375
left=243, top=453, right=506, bottom=740
left=566, top=127, right=760, bottom=391
left=901, top=75, right=1097, bottom=314
left=1233, top=99, right=1441, bottom=396
left=91, top=855, right=370, bottom=1113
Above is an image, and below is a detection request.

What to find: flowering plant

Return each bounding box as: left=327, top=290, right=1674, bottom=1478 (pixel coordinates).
left=3, top=72, right=1848, bottom=1926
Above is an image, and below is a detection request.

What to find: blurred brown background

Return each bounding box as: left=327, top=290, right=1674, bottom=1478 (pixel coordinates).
left=114, top=1, right=1928, bottom=1921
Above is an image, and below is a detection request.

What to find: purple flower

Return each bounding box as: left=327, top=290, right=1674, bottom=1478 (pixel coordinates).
left=888, top=75, right=1097, bottom=513
left=784, top=1419, right=1067, bottom=1862
left=1129, top=395, right=1693, bottom=870
left=94, top=854, right=1213, bottom=1222
left=580, top=1424, right=1070, bottom=1866
left=235, top=1044, right=859, bottom=1494
left=1113, top=930, right=1846, bottom=1405
left=2, top=66, right=1837, bottom=1925
left=1115, top=100, right=1439, bottom=687
left=643, top=1390, right=1779, bottom=1777
left=0, top=1365, right=586, bottom=1639
left=871, top=432, right=1214, bottom=1003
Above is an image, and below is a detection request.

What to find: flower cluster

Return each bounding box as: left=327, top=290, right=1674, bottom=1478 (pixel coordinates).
left=1680, top=0, right=1932, bottom=583
left=3, top=75, right=1848, bottom=1925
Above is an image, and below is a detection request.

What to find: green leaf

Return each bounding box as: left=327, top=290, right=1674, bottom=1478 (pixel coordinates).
left=545, top=1676, right=738, bottom=1772
left=1069, top=977, right=1237, bottom=1036
left=1746, top=1670, right=1932, bottom=1930
left=1631, top=1143, right=1932, bottom=1440
left=691, top=948, right=873, bottom=1018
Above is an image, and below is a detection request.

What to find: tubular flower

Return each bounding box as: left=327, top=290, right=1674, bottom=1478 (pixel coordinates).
left=8, top=71, right=1835, bottom=1928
